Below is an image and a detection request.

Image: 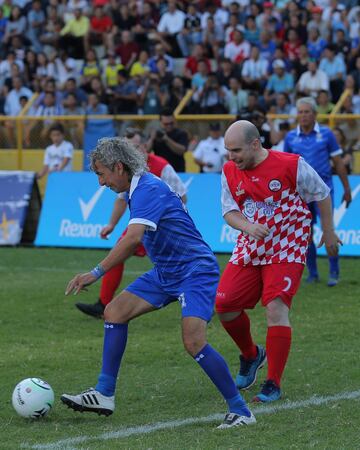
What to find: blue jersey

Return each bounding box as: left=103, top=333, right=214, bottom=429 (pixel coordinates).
left=284, top=123, right=342, bottom=189
left=128, top=172, right=218, bottom=276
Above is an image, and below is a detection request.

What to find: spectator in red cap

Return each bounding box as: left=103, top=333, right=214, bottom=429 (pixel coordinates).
left=307, top=6, right=329, bottom=41
left=256, top=2, right=280, bottom=29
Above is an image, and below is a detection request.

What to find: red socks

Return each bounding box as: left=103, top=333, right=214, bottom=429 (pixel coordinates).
left=99, top=263, right=125, bottom=306
left=220, top=312, right=257, bottom=360
left=266, top=326, right=292, bottom=387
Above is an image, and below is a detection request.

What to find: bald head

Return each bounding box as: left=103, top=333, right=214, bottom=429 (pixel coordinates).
left=224, top=120, right=266, bottom=170
left=225, top=120, right=260, bottom=147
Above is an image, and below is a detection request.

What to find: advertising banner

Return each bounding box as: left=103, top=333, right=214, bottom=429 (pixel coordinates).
left=0, top=171, right=38, bottom=245
left=35, top=172, right=360, bottom=256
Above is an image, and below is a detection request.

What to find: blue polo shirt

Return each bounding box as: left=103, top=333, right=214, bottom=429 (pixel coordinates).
left=284, top=122, right=342, bottom=189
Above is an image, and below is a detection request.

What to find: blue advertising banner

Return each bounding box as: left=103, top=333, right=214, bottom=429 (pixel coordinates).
left=35, top=172, right=360, bottom=256
left=0, top=171, right=36, bottom=245
left=35, top=172, right=126, bottom=248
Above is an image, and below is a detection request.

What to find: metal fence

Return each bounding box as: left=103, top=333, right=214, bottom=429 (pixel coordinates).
left=0, top=89, right=360, bottom=172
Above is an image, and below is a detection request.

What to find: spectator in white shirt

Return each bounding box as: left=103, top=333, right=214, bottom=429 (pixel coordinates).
left=297, top=60, right=329, bottom=98
left=37, top=122, right=74, bottom=179
left=193, top=122, right=227, bottom=173
left=0, top=51, right=24, bottom=87
left=24, top=91, right=64, bottom=147
left=201, top=2, right=229, bottom=31
left=156, top=0, right=185, bottom=57
left=224, top=29, right=250, bottom=64
left=241, top=45, right=269, bottom=92
left=4, top=76, right=33, bottom=147
left=55, top=50, right=78, bottom=88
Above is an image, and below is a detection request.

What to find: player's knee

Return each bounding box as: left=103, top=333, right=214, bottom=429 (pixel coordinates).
left=103, top=302, right=128, bottom=324
left=266, top=298, right=289, bottom=326
left=182, top=335, right=206, bottom=357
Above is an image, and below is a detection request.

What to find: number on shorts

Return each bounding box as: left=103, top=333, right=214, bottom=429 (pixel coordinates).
left=283, top=276, right=292, bottom=292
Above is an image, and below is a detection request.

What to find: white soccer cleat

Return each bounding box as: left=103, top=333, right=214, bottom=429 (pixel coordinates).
left=61, top=388, right=114, bottom=416
left=217, top=411, right=256, bottom=429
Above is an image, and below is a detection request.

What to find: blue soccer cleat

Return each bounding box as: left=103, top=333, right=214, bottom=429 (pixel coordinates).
left=235, top=345, right=266, bottom=390
left=327, top=273, right=339, bottom=287
left=305, top=274, right=319, bottom=284
left=252, top=379, right=281, bottom=403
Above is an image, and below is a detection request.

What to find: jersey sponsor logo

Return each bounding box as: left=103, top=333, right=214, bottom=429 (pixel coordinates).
left=251, top=176, right=259, bottom=182
left=243, top=198, right=280, bottom=218
left=315, top=132, right=324, bottom=142
left=268, top=179, right=282, bottom=192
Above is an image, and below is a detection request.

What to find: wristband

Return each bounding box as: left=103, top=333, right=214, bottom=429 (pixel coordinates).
left=90, top=264, right=106, bottom=280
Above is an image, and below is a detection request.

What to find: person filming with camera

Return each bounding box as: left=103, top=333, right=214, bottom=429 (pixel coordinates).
left=148, top=108, right=189, bottom=172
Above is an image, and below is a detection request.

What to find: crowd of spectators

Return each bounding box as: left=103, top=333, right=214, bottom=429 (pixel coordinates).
left=0, top=0, right=359, bottom=155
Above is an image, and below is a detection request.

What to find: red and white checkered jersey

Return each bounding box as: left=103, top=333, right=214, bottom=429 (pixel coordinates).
left=222, top=150, right=330, bottom=266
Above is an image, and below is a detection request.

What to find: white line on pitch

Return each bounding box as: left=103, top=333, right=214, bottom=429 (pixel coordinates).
left=23, top=389, right=360, bottom=450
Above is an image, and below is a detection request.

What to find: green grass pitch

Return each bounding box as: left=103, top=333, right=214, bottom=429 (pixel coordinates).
left=1, top=247, right=359, bottom=450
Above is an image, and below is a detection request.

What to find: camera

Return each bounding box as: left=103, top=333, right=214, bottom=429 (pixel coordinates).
left=155, top=129, right=165, bottom=139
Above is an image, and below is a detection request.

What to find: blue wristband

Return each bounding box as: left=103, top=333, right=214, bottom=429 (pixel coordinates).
left=90, top=264, right=105, bottom=280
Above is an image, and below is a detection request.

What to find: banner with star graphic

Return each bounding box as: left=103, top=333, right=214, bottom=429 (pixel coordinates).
left=0, top=171, right=40, bottom=245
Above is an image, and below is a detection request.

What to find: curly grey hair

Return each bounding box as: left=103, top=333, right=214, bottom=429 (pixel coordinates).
left=90, top=137, right=147, bottom=176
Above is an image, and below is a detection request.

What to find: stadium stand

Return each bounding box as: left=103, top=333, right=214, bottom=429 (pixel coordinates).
left=0, top=0, right=359, bottom=177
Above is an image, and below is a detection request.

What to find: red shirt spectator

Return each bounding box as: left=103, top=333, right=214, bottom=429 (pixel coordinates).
left=90, top=7, right=112, bottom=33
left=115, top=30, right=140, bottom=67
left=185, top=55, right=211, bottom=76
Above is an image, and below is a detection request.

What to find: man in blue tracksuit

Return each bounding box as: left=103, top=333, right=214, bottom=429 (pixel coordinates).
left=284, top=97, right=352, bottom=286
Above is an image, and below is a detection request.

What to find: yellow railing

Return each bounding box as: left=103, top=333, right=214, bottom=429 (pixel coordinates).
left=0, top=90, right=359, bottom=172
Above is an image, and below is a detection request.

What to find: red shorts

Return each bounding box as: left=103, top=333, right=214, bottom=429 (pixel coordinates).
left=119, top=228, right=147, bottom=257
left=216, top=262, right=304, bottom=313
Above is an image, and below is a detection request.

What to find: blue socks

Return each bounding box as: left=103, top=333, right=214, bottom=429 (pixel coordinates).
left=306, top=240, right=318, bottom=278
left=194, top=344, right=250, bottom=416
left=96, top=322, right=128, bottom=397
left=307, top=240, right=340, bottom=278
left=329, top=256, right=339, bottom=277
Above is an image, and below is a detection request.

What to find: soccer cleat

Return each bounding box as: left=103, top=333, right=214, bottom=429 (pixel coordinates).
left=252, top=379, right=281, bottom=403
left=305, top=274, right=319, bottom=283
left=327, top=273, right=339, bottom=287
left=235, top=345, right=266, bottom=390
left=75, top=299, right=105, bottom=319
left=61, top=388, right=114, bottom=416
left=217, top=411, right=256, bottom=429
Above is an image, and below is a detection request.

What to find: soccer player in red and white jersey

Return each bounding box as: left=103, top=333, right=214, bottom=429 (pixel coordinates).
left=76, top=128, right=187, bottom=318
left=216, top=120, right=341, bottom=402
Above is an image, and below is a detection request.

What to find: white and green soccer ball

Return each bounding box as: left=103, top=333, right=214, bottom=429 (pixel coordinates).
left=12, top=378, right=54, bottom=419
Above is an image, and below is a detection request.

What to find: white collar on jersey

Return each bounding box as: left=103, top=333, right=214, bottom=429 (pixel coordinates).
left=129, top=173, right=141, bottom=199
left=296, top=121, right=320, bottom=135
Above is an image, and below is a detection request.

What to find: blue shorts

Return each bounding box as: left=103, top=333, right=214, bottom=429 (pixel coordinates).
left=125, top=266, right=219, bottom=322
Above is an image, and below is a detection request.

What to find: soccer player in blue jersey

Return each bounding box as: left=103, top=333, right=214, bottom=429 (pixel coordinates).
left=61, top=137, right=255, bottom=429
left=284, top=97, right=352, bottom=286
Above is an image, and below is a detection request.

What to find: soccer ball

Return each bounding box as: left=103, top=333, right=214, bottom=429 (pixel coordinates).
left=12, top=378, right=55, bottom=419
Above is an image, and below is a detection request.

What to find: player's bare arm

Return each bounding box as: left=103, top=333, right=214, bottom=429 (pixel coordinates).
left=331, top=155, right=352, bottom=207
left=224, top=210, right=270, bottom=240
left=65, top=224, right=146, bottom=295
left=100, top=198, right=127, bottom=239
left=316, top=195, right=342, bottom=257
